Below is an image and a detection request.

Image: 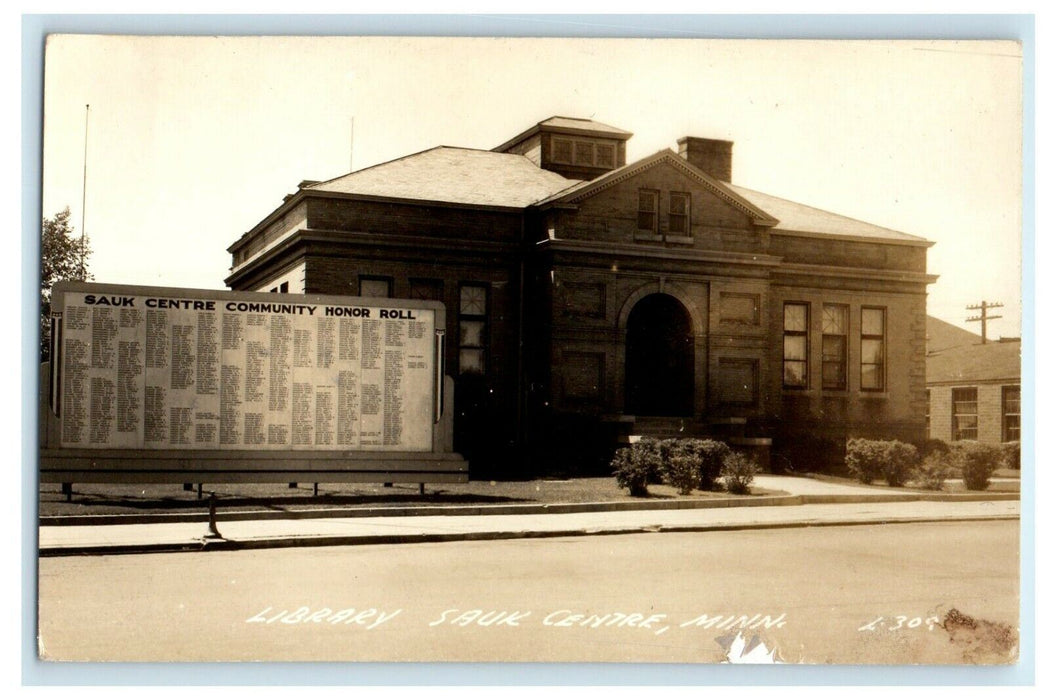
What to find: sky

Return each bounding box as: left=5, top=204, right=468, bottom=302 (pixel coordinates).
left=39, top=35, right=1024, bottom=337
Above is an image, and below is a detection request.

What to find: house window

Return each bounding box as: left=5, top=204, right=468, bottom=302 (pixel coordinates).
left=360, top=276, right=391, bottom=298
left=410, top=278, right=443, bottom=302
left=821, top=304, right=848, bottom=390
left=270, top=281, right=289, bottom=294
left=638, top=190, right=659, bottom=233
left=860, top=306, right=886, bottom=391
left=458, top=284, right=488, bottom=375
left=595, top=143, right=615, bottom=168
left=552, top=138, right=573, bottom=164
left=668, top=192, right=690, bottom=235
left=574, top=141, right=594, bottom=166
left=1002, top=385, right=1020, bottom=442
left=952, top=387, right=978, bottom=440
left=783, top=302, right=809, bottom=388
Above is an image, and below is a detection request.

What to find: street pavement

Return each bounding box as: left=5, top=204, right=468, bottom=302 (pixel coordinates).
left=37, top=474, right=1020, bottom=555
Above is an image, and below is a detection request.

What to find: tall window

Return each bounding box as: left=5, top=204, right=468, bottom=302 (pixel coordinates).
left=638, top=190, right=659, bottom=233
left=409, top=278, right=443, bottom=302
left=1002, top=385, right=1020, bottom=442
left=952, top=387, right=978, bottom=440
left=821, top=304, right=848, bottom=390
left=360, top=276, right=391, bottom=298
left=860, top=307, right=886, bottom=391
left=458, top=284, right=488, bottom=375
left=668, top=192, right=690, bottom=235
left=783, top=302, right=809, bottom=388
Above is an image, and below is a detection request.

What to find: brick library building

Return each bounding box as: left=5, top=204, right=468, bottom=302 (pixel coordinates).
left=225, top=117, right=937, bottom=474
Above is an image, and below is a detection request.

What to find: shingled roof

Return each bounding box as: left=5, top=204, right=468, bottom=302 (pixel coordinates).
left=926, top=316, right=983, bottom=354
left=722, top=183, right=929, bottom=245
left=306, top=146, right=581, bottom=209
left=925, top=316, right=1020, bottom=385
left=537, top=116, right=632, bottom=136
left=295, top=131, right=930, bottom=247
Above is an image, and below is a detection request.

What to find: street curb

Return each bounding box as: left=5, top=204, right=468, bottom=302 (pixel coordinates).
left=37, top=513, right=1018, bottom=557
left=38, top=491, right=1019, bottom=527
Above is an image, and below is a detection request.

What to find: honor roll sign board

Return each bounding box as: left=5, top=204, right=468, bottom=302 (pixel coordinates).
left=42, top=282, right=465, bottom=484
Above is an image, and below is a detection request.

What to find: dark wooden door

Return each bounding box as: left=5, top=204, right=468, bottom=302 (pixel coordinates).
left=625, top=293, right=694, bottom=416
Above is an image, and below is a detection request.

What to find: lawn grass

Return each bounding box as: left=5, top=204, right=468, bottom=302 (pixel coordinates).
left=39, top=477, right=786, bottom=518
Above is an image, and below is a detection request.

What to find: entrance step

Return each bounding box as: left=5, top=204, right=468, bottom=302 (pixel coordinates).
left=706, top=417, right=749, bottom=439
left=628, top=416, right=708, bottom=440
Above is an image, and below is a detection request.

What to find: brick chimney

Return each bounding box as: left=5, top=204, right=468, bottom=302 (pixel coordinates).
left=677, top=137, right=733, bottom=182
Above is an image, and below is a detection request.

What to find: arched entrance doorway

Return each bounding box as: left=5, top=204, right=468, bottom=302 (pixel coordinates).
left=625, top=293, right=695, bottom=416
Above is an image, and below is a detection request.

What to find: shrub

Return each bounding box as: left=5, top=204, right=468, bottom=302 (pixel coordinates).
left=918, top=438, right=952, bottom=458
left=1000, top=441, right=1020, bottom=471
left=845, top=438, right=919, bottom=486
left=881, top=441, right=920, bottom=487
left=654, top=439, right=680, bottom=484
left=664, top=448, right=702, bottom=495
left=912, top=451, right=954, bottom=491
left=723, top=452, right=759, bottom=495
left=845, top=438, right=881, bottom=484
left=611, top=438, right=662, bottom=496
left=773, top=432, right=846, bottom=474
left=954, top=441, right=1000, bottom=491
left=661, top=439, right=730, bottom=494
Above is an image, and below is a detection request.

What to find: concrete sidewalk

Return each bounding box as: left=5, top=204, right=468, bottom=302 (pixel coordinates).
left=38, top=473, right=1020, bottom=556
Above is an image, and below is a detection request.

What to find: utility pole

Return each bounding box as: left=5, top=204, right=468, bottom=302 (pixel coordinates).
left=965, top=301, right=1003, bottom=344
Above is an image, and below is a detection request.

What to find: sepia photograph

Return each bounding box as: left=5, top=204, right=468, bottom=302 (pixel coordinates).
left=29, top=23, right=1029, bottom=680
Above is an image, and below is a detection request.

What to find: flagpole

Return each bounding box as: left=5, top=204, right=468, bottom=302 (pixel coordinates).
left=80, top=104, right=89, bottom=279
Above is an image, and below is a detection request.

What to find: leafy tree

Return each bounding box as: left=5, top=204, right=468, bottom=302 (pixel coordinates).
left=41, top=207, right=91, bottom=361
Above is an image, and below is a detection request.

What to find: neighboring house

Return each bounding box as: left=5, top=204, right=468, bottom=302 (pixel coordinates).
left=226, top=116, right=936, bottom=472
left=926, top=316, right=1021, bottom=444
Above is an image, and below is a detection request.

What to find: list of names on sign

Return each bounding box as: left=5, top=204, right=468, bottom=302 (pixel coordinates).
left=58, top=289, right=437, bottom=452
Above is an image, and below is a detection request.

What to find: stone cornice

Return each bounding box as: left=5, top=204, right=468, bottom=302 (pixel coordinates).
left=226, top=228, right=517, bottom=288
left=230, top=190, right=526, bottom=253
left=534, top=238, right=783, bottom=268
left=774, top=262, right=938, bottom=285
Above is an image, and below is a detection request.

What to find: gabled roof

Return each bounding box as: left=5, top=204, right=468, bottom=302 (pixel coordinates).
left=536, top=149, right=780, bottom=226
left=306, top=146, right=582, bottom=209
left=722, top=183, right=929, bottom=245
left=926, top=316, right=982, bottom=354
left=926, top=316, right=1020, bottom=384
